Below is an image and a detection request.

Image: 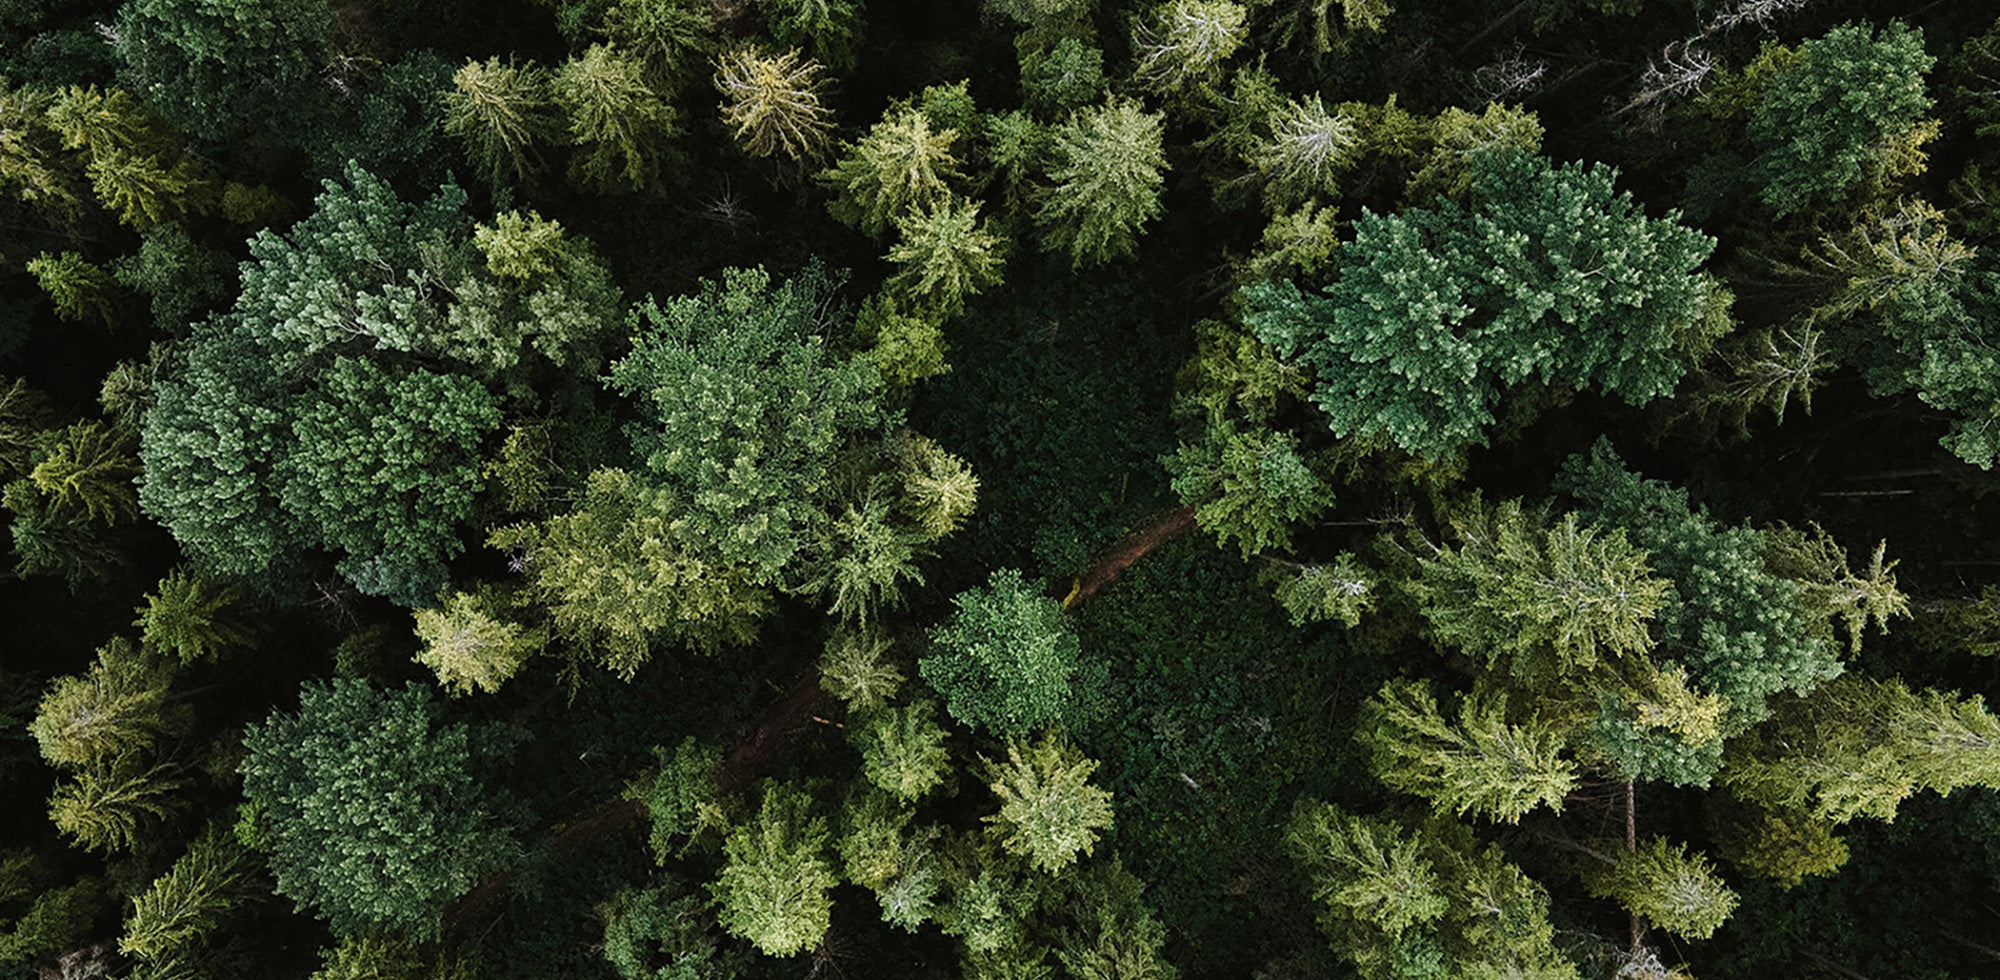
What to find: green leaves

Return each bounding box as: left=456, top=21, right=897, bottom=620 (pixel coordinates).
left=240, top=679, right=514, bottom=939
left=921, top=569, right=1081, bottom=736
left=1583, top=838, right=1737, bottom=940
left=1245, top=150, right=1717, bottom=456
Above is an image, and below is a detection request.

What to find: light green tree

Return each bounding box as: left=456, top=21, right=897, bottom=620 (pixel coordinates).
left=30, top=637, right=180, bottom=770
left=1131, top=1, right=1248, bottom=96
left=856, top=700, right=951, bottom=802
left=885, top=197, right=1007, bottom=316
left=412, top=589, right=545, bottom=695
left=25, top=252, right=117, bottom=324
left=983, top=734, right=1114, bottom=874
left=711, top=783, right=836, bottom=957
left=48, top=761, right=187, bottom=854
left=555, top=44, right=679, bottom=192
left=1362, top=679, right=1577, bottom=824
left=1249, top=95, right=1360, bottom=209
left=1163, top=420, right=1334, bottom=558
left=1036, top=100, right=1168, bottom=267
left=820, top=626, right=905, bottom=712
left=821, top=106, right=966, bottom=238
left=1583, top=838, right=1737, bottom=940
left=29, top=420, right=140, bottom=525
left=119, top=824, right=254, bottom=962
left=444, top=58, right=559, bottom=189
left=713, top=46, right=833, bottom=162
left=134, top=567, right=249, bottom=664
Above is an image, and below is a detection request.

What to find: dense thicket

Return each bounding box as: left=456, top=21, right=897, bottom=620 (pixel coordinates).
left=6, top=1, right=2000, bottom=979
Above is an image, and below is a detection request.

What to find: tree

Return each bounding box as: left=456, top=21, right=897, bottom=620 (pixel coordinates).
left=240, top=679, right=514, bottom=938
left=820, top=626, right=904, bottom=711
left=554, top=44, right=679, bottom=192
left=134, top=567, right=249, bottom=664
left=762, top=0, right=862, bottom=71
left=1131, top=1, right=1248, bottom=95
left=711, top=783, right=836, bottom=957
left=1583, top=838, right=1737, bottom=940
left=884, top=197, right=1007, bottom=316
left=0, top=377, right=52, bottom=479
left=1163, top=420, right=1334, bottom=557
left=30, top=637, right=180, bottom=770
left=25, top=252, right=116, bottom=324
left=140, top=165, right=618, bottom=603
left=1036, top=99, right=1168, bottom=267
left=1245, top=150, right=1719, bottom=456
left=1406, top=498, right=1668, bottom=685
left=119, top=825, right=254, bottom=962
left=1248, top=95, right=1361, bottom=209
left=1286, top=802, right=1578, bottom=980
left=412, top=589, right=543, bottom=696
left=489, top=469, right=772, bottom=675
left=601, top=0, right=715, bottom=93
left=113, top=0, right=332, bottom=145
left=1362, top=679, right=1577, bottom=824
left=48, top=761, right=187, bottom=854
left=1020, top=38, right=1105, bottom=116
left=1722, top=675, right=2000, bottom=824
left=1267, top=553, right=1375, bottom=627
left=29, top=420, right=141, bottom=525
left=1745, top=21, right=1934, bottom=216
left=601, top=881, right=745, bottom=980
left=921, top=569, right=1081, bottom=735
left=855, top=700, right=951, bottom=802
left=443, top=58, right=558, bottom=189
left=983, top=734, right=1113, bottom=874
left=605, top=265, right=891, bottom=584
left=821, top=105, right=966, bottom=238
left=634, top=738, right=730, bottom=862
left=713, top=46, right=833, bottom=162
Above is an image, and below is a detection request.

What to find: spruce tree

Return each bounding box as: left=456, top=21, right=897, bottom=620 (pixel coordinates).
left=821, top=105, right=966, bottom=238
left=712, top=46, right=833, bottom=162
left=134, top=567, right=249, bottom=664
left=444, top=58, right=559, bottom=189
left=554, top=44, right=679, bottom=193
left=412, top=589, right=544, bottom=696
left=1362, top=679, right=1577, bottom=824
left=1036, top=99, right=1168, bottom=268
left=982, top=734, right=1114, bottom=875
left=711, top=783, right=836, bottom=957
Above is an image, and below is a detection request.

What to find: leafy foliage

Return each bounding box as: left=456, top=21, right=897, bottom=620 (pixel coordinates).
left=983, top=734, right=1114, bottom=874
left=711, top=783, right=835, bottom=957
left=921, top=569, right=1082, bottom=736
left=1745, top=21, right=1934, bottom=215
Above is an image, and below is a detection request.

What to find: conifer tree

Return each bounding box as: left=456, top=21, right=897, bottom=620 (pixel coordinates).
left=884, top=197, right=1006, bottom=316
left=412, top=589, right=544, bottom=696
left=601, top=881, right=745, bottom=980
left=921, top=569, right=1081, bottom=735
left=1163, top=420, right=1334, bottom=557
left=855, top=700, right=951, bottom=802
left=602, top=0, right=715, bottom=93
left=982, top=734, right=1114, bottom=874
left=1131, top=1, right=1248, bottom=96
left=1745, top=21, right=1934, bottom=216
left=1362, top=679, right=1577, bottom=824
left=1266, top=553, right=1376, bottom=627
left=1583, top=838, right=1738, bottom=940
left=554, top=44, right=679, bottom=193
left=48, top=761, right=187, bottom=854
left=712, top=46, right=833, bottom=162
left=0, top=79, right=82, bottom=221
left=113, top=0, right=332, bottom=144
left=119, top=825, right=254, bottom=962
left=240, top=679, right=514, bottom=938
left=444, top=58, right=559, bottom=189
left=896, top=435, right=979, bottom=538
left=711, top=783, right=836, bottom=957
left=820, top=627, right=904, bottom=712
left=134, top=567, right=249, bottom=664
left=1249, top=95, right=1360, bottom=208
left=821, top=106, right=966, bottom=238
left=28, top=420, right=140, bottom=526
left=0, top=377, right=52, bottom=479
left=30, top=637, right=179, bottom=770
left=1036, top=99, right=1168, bottom=267
left=25, top=252, right=116, bottom=324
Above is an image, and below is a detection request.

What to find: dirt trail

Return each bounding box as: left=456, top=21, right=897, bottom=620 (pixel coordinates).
left=1064, top=505, right=1197, bottom=610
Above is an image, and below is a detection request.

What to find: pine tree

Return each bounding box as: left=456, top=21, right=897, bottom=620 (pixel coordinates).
left=28, top=420, right=140, bottom=525
left=819, top=627, right=904, bottom=712
left=25, top=252, right=118, bottom=324
left=1249, top=95, right=1360, bottom=209
left=554, top=44, right=679, bottom=193
left=855, top=700, right=951, bottom=802
left=412, top=589, right=544, bottom=695
left=821, top=106, right=966, bottom=238
left=1163, top=420, right=1334, bottom=558
left=134, top=567, right=250, bottom=664
left=1745, top=21, right=1934, bottom=216
left=240, top=679, right=514, bottom=938
left=444, top=58, right=559, bottom=189
left=712, top=46, right=833, bottom=162
left=119, top=825, right=254, bottom=962
left=1583, top=838, right=1737, bottom=940
left=30, top=637, right=180, bottom=770
left=711, top=783, right=836, bottom=957
left=48, top=761, right=187, bottom=854
left=1036, top=99, right=1168, bottom=268
left=1131, top=1, right=1248, bottom=96
left=0, top=377, right=52, bottom=479
left=1759, top=523, right=1909, bottom=655
left=1362, top=679, right=1577, bottom=824
left=884, top=197, right=1007, bottom=316
left=983, top=734, right=1114, bottom=874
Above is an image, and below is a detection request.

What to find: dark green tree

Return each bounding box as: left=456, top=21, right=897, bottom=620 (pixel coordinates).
left=113, top=0, right=332, bottom=145
left=1244, top=150, right=1720, bottom=456
left=1745, top=21, right=1934, bottom=216
left=920, top=569, right=1081, bottom=736
left=240, top=679, right=514, bottom=938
